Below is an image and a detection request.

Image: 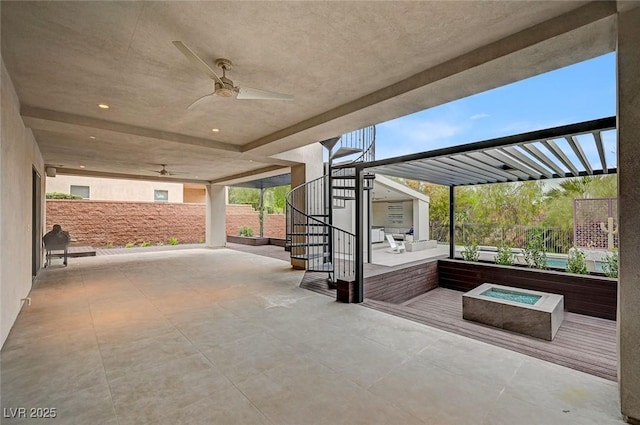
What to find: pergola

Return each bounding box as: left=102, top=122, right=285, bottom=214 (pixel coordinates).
left=347, top=116, right=617, bottom=302
left=229, top=173, right=291, bottom=238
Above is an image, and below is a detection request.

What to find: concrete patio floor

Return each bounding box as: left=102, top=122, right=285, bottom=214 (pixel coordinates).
left=1, top=248, right=623, bottom=424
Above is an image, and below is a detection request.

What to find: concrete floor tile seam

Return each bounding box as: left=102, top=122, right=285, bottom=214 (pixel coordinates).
left=218, top=375, right=281, bottom=425
left=86, top=291, right=127, bottom=425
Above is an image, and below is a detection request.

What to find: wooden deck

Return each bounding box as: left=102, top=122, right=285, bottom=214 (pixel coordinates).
left=363, top=288, right=617, bottom=382
left=300, top=271, right=336, bottom=297
left=301, top=271, right=617, bottom=382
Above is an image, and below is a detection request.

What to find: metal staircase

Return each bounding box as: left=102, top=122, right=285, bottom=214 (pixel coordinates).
left=286, top=126, right=375, bottom=283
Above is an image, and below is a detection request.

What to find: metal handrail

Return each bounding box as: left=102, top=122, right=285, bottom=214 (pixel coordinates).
left=285, top=125, right=375, bottom=282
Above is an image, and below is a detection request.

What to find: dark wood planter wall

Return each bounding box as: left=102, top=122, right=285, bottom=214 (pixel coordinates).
left=438, top=259, right=618, bottom=320
left=337, top=260, right=439, bottom=304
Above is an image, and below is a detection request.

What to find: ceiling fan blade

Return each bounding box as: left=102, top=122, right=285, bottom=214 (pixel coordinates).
left=172, top=41, right=224, bottom=86
left=236, top=86, right=293, bottom=101
left=146, top=170, right=162, bottom=173
left=186, top=92, right=215, bottom=110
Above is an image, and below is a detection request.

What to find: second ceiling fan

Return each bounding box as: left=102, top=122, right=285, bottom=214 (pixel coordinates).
left=173, top=41, right=293, bottom=109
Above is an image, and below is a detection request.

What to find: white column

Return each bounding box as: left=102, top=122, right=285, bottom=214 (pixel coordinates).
left=413, top=199, right=429, bottom=241
left=205, top=184, right=226, bottom=248
left=617, top=6, right=640, bottom=423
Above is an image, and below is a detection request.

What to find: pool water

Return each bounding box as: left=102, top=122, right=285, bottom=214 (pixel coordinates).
left=481, top=288, right=542, bottom=305
left=546, top=257, right=604, bottom=272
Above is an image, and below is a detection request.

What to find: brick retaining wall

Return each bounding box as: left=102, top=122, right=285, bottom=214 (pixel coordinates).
left=46, top=200, right=285, bottom=246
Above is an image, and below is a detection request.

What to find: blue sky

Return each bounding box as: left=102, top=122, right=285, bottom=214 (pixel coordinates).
left=374, top=52, right=616, bottom=162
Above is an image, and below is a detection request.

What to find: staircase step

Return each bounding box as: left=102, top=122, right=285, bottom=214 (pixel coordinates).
left=289, top=242, right=329, bottom=248
left=309, top=263, right=334, bottom=272
left=308, top=214, right=329, bottom=218
left=331, top=147, right=363, bottom=160
left=333, top=195, right=355, bottom=200
left=332, top=185, right=356, bottom=190
left=288, top=232, right=328, bottom=236
left=291, top=252, right=331, bottom=260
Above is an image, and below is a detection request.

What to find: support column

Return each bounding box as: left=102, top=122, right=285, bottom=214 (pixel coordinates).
left=290, top=164, right=307, bottom=270
left=449, top=186, right=455, bottom=259
left=617, top=6, right=640, bottom=423
left=413, top=198, right=429, bottom=241
left=205, top=184, right=226, bottom=248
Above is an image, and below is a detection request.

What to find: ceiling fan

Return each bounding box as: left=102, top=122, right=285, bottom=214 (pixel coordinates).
left=148, top=164, right=183, bottom=176
left=173, top=41, right=293, bottom=109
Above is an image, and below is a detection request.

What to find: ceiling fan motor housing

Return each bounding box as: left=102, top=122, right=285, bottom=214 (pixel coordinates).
left=215, top=77, right=236, bottom=97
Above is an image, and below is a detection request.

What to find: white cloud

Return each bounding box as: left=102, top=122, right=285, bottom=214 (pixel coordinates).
left=470, top=113, right=490, bottom=120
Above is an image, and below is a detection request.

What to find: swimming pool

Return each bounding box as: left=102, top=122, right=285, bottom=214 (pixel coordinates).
left=545, top=257, right=604, bottom=272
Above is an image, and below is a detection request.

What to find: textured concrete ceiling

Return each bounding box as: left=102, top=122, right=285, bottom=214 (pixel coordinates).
left=0, top=1, right=616, bottom=184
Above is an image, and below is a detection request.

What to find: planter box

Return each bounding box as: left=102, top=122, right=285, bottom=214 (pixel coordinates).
left=405, top=240, right=438, bottom=252
left=439, top=259, right=617, bottom=320
left=226, top=235, right=270, bottom=246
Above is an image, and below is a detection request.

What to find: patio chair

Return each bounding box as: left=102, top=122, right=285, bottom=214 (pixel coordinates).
left=386, top=234, right=406, bottom=253
left=43, top=240, right=68, bottom=267
left=43, top=228, right=70, bottom=267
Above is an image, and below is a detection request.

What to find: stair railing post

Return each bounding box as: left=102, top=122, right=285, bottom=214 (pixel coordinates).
left=354, top=165, right=364, bottom=303
left=327, top=157, right=334, bottom=269
left=449, top=185, right=455, bottom=259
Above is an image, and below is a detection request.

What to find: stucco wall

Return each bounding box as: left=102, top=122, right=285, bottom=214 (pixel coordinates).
left=46, top=175, right=184, bottom=202
left=46, top=201, right=286, bottom=246
left=1, top=59, right=45, bottom=348
left=183, top=187, right=206, bottom=204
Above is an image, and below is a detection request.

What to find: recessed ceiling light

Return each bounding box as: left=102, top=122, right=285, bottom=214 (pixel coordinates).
left=97, top=103, right=109, bottom=109
left=89, top=136, right=96, bottom=139
left=79, top=165, right=86, bottom=169
left=211, top=128, right=220, bottom=132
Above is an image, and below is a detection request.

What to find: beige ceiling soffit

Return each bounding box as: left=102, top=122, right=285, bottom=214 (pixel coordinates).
left=617, top=1, right=640, bottom=13
left=241, top=155, right=299, bottom=167
left=208, top=165, right=287, bottom=185
left=241, top=1, right=616, bottom=153
left=21, top=106, right=240, bottom=153
left=54, top=167, right=208, bottom=185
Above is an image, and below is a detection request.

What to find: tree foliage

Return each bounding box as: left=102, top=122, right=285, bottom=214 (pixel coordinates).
left=46, top=192, right=82, bottom=200
left=228, top=185, right=291, bottom=214
left=542, top=176, right=617, bottom=232
left=399, top=175, right=617, bottom=237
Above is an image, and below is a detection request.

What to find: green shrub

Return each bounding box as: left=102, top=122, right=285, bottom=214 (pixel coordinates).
left=566, top=247, right=588, bottom=274
left=106, top=242, right=113, bottom=249
left=239, top=226, right=254, bottom=237
left=168, top=237, right=179, bottom=246
left=523, top=229, right=547, bottom=269
left=494, top=243, right=515, bottom=266
left=46, top=192, right=82, bottom=200
left=141, top=241, right=151, bottom=247
left=124, top=242, right=135, bottom=248
left=602, top=249, right=618, bottom=278
left=461, top=242, right=479, bottom=262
